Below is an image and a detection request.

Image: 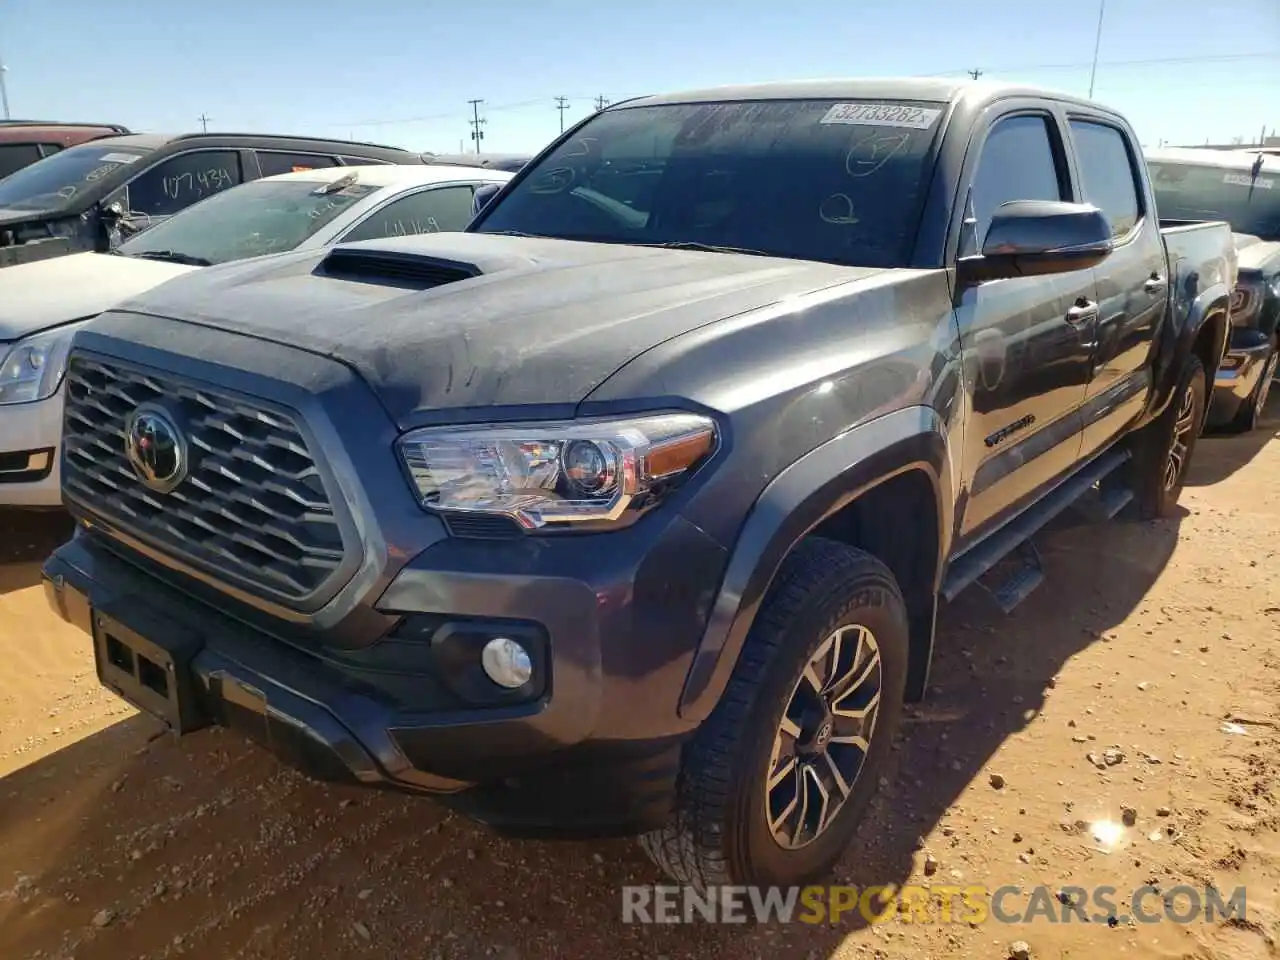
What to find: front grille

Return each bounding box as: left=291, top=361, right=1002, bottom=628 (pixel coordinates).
left=62, top=355, right=349, bottom=604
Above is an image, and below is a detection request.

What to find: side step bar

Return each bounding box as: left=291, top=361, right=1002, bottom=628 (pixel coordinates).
left=941, top=445, right=1132, bottom=605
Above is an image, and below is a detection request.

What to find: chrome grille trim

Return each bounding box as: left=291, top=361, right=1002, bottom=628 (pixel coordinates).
left=62, top=353, right=352, bottom=605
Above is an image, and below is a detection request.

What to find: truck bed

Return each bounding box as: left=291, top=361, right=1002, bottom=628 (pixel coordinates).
left=1161, top=218, right=1237, bottom=298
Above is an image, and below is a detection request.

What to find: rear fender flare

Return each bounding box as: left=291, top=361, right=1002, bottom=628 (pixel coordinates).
left=677, top=406, right=952, bottom=723
left=1147, top=282, right=1230, bottom=422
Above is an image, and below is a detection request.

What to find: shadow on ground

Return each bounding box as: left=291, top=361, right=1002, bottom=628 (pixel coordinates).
left=1192, top=391, right=1280, bottom=487
left=0, top=495, right=1186, bottom=960
left=0, top=508, right=74, bottom=596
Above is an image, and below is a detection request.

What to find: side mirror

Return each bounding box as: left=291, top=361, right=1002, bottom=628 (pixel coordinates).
left=472, top=183, right=503, bottom=217
left=101, top=200, right=126, bottom=221
left=956, top=200, right=1114, bottom=286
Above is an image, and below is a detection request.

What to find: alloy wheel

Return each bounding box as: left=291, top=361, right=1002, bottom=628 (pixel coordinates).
left=1164, top=383, right=1197, bottom=492
left=765, top=624, right=883, bottom=849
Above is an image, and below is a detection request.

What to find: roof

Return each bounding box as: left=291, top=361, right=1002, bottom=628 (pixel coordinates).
left=618, top=77, right=1110, bottom=112
left=69, top=132, right=174, bottom=151
left=0, top=120, right=129, bottom=132
left=258, top=163, right=513, bottom=188
left=1145, top=146, right=1280, bottom=173
left=422, top=152, right=531, bottom=171
left=169, top=131, right=411, bottom=153
left=54, top=131, right=416, bottom=155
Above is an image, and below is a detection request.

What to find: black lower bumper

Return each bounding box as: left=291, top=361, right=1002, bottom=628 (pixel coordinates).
left=42, top=532, right=686, bottom=836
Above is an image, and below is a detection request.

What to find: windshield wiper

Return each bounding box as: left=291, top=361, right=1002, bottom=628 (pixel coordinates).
left=637, top=241, right=777, bottom=258
left=127, top=250, right=213, bottom=267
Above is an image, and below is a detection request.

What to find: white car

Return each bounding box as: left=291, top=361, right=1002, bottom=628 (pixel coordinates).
left=0, top=162, right=512, bottom=506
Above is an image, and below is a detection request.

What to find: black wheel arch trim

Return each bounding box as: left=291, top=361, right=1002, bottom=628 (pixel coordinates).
left=1143, top=282, right=1231, bottom=427
left=677, top=406, right=952, bottom=723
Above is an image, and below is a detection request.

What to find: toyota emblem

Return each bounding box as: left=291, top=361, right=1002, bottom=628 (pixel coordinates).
left=124, top=405, right=188, bottom=493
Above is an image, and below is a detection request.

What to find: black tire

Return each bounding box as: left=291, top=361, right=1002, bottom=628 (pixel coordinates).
left=1131, top=352, right=1207, bottom=519
left=639, top=537, right=909, bottom=890
left=1225, top=344, right=1278, bottom=434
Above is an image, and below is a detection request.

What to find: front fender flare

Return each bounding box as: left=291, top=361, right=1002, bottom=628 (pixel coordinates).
left=677, top=406, right=953, bottom=723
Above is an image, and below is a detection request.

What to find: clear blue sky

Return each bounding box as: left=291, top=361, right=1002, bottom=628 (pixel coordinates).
left=2, top=0, right=1276, bottom=154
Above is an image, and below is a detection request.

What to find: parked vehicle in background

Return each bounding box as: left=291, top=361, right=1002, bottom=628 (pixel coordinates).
left=0, top=163, right=512, bottom=506
left=0, top=121, right=131, bottom=180
left=44, top=79, right=1234, bottom=890
left=423, top=152, right=531, bottom=172
left=0, top=132, right=424, bottom=270
left=1146, top=147, right=1280, bottom=432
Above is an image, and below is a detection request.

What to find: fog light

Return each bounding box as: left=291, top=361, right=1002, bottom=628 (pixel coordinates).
left=480, top=637, right=533, bottom=689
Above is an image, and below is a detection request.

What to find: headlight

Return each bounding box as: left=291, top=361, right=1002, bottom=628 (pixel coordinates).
left=0, top=322, right=87, bottom=406
left=397, top=413, right=718, bottom=530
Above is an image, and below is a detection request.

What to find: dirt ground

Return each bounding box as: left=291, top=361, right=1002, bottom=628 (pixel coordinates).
left=1, top=406, right=1278, bottom=960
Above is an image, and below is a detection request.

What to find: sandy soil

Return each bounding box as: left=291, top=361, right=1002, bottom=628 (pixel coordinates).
left=1, top=407, right=1277, bottom=960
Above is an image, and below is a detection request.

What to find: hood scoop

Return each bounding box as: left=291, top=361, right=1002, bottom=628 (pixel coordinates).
left=317, top=246, right=481, bottom=289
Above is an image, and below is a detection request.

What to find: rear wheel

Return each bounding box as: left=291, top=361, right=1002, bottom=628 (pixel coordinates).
left=639, top=538, right=909, bottom=890
left=1131, top=353, right=1207, bottom=519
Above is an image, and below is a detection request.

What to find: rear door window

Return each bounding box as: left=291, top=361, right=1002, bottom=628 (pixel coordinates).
left=0, top=143, right=46, bottom=179
left=340, top=185, right=477, bottom=242
left=1070, top=120, right=1142, bottom=237
left=126, top=150, right=244, bottom=217
left=257, top=152, right=339, bottom=177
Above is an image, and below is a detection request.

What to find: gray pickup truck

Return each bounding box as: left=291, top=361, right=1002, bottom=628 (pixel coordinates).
left=43, top=79, right=1235, bottom=890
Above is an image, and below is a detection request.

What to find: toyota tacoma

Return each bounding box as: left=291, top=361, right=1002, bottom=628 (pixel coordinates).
left=43, top=79, right=1235, bottom=890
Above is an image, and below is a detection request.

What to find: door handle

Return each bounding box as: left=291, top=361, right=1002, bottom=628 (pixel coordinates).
left=1143, top=273, right=1167, bottom=295
left=1065, top=299, right=1098, bottom=324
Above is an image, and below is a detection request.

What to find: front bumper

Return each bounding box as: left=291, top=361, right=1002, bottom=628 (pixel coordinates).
left=43, top=514, right=721, bottom=835
left=1207, top=328, right=1274, bottom=427
left=0, top=386, right=65, bottom=507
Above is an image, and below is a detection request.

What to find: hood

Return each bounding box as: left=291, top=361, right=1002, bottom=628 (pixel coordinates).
left=0, top=206, right=66, bottom=228
left=116, top=233, right=881, bottom=425
left=0, top=206, right=47, bottom=223
left=0, top=252, right=197, bottom=341
left=1232, top=233, right=1280, bottom=273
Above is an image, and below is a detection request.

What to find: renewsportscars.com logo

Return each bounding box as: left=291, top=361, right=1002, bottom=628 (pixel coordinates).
left=621, top=884, right=1248, bottom=925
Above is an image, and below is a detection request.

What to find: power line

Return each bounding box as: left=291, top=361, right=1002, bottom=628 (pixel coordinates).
left=467, top=98, right=485, bottom=154
left=967, top=69, right=983, bottom=80
left=198, top=112, right=210, bottom=133
left=595, top=95, right=611, bottom=111
left=327, top=50, right=1276, bottom=131
left=555, top=96, right=570, bottom=133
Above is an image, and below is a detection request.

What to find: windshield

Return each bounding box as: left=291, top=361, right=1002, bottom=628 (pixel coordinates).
left=473, top=99, right=943, bottom=267
left=117, top=177, right=380, bottom=265
left=1149, top=159, right=1280, bottom=241
left=0, top=142, right=150, bottom=212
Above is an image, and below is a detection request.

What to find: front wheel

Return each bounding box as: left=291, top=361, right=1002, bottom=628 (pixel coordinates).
left=640, top=538, right=909, bottom=890
left=1131, top=353, right=1207, bottom=519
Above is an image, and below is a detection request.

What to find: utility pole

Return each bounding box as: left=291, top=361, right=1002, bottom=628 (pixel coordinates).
left=467, top=98, right=486, bottom=154
left=967, top=69, right=983, bottom=80
left=198, top=113, right=210, bottom=133
left=555, top=96, right=570, bottom=133
left=1087, top=0, right=1106, bottom=98
left=594, top=95, right=610, bottom=112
